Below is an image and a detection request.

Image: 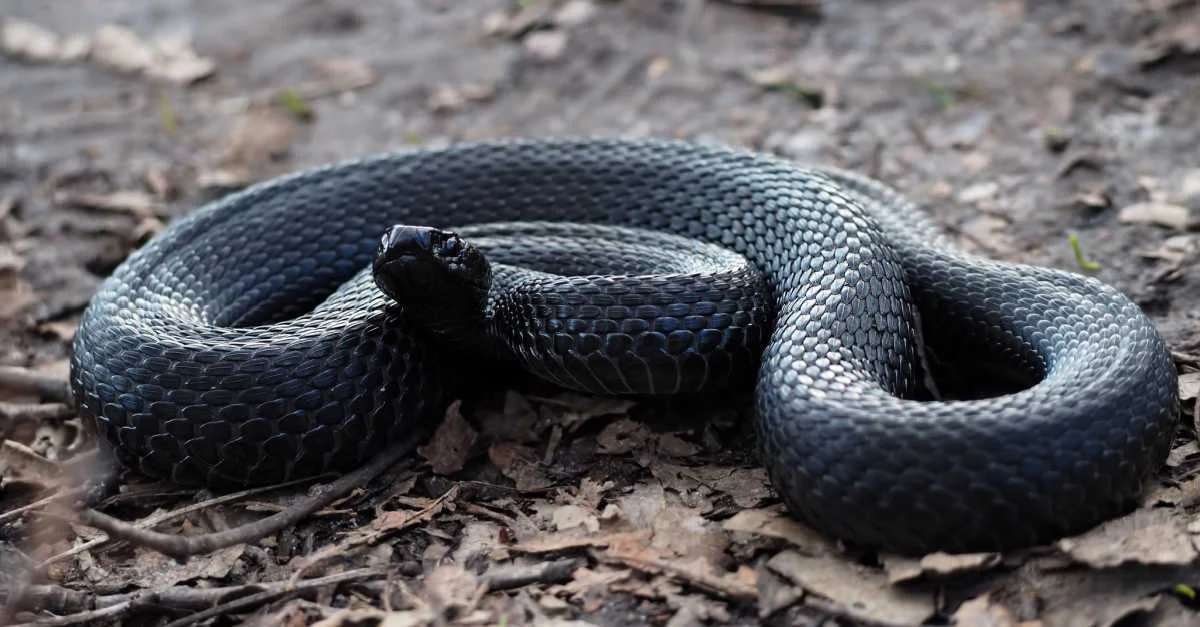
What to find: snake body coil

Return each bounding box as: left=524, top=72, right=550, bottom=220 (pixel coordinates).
left=70, top=140, right=1179, bottom=554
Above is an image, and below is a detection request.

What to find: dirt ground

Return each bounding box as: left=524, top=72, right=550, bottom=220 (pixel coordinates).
left=2, top=0, right=1200, bottom=625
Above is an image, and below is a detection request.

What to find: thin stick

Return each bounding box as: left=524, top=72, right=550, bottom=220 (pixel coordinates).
left=65, top=436, right=421, bottom=561
left=7, top=568, right=385, bottom=627
left=37, top=473, right=329, bottom=569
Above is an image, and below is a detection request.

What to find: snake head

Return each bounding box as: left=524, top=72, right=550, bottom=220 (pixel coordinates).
left=372, top=225, right=491, bottom=330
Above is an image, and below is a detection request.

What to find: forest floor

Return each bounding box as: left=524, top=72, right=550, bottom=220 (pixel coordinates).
left=1, top=1, right=1199, bottom=625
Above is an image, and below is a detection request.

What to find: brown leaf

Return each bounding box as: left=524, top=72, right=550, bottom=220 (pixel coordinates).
left=1057, top=507, right=1198, bottom=567
left=650, top=462, right=772, bottom=508
left=421, top=565, right=479, bottom=615
left=90, top=24, right=154, bottom=72
left=478, top=390, right=539, bottom=444
left=523, top=31, right=568, bottom=62
left=54, top=189, right=167, bottom=218
left=596, top=418, right=651, bottom=455
left=600, top=542, right=757, bottom=602
left=311, top=58, right=377, bottom=91
left=613, top=482, right=667, bottom=529
left=553, top=504, right=600, bottom=533
left=451, top=520, right=504, bottom=565
left=882, top=551, right=1003, bottom=584
left=488, top=441, right=554, bottom=492
left=531, top=392, right=636, bottom=433
left=1, top=18, right=89, bottom=63
left=417, top=400, right=477, bottom=475
left=90, top=24, right=214, bottom=84
left=1118, top=202, right=1193, bottom=229
left=721, top=507, right=835, bottom=556
left=655, top=433, right=702, bottom=458
left=215, top=107, right=298, bottom=170
left=650, top=506, right=728, bottom=568
left=1177, top=371, right=1200, bottom=402
left=554, top=0, right=597, bottom=28
left=951, top=594, right=1020, bottom=627
left=129, top=544, right=244, bottom=587
left=766, top=550, right=935, bottom=624
left=309, top=608, right=435, bottom=627
left=511, top=529, right=652, bottom=554
left=0, top=275, right=36, bottom=319
left=0, top=244, right=24, bottom=274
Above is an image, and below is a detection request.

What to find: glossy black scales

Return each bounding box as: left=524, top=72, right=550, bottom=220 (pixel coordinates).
left=70, top=139, right=1179, bottom=553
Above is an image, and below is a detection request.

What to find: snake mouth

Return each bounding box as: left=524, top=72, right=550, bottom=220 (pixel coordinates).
left=372, top=224, right=491, bottom=325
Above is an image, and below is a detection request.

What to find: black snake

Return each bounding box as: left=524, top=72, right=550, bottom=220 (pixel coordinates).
left=69, top=139, right=1180, bottom=554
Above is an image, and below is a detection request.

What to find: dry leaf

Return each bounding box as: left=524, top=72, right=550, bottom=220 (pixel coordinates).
left=488, top=441, right=554, bottom=492
left=312, top=58, right=378, bottom=90
left=451, top=520, right=503, bottom=566
left=478, top=390, right=540, bottom=443
left=90, top=24, right=155, bottom=72
left=421, top=565, right=479, bottom=615
left=310, top=608, right=435, bottom=627
left=215, top=107, right=298, bottom=169
left=532, top=392, right=637, bottom=433
left=511, top=530, right=652, bottom=555
left=766, top=551, right=935, bottom=624
left=1177, top=372, right=1200, bottom=401
left=650, top=506, right=728, bottom=568
left=90, top=24, right=214, bottom=84
left=417, top=400, right=478, bottom=475
left=721, top=508, right=835, bottom=556
left=128, top=544, right=245, bottom=587
left=554, top=0, right=597, bottom=27
left=553, top=504, right=600, bottom=533
left=655, top=433, right=702, bottom=458
left=0, top=275, right=36, bottom=318
left=613, top=482, right=667, bottom=529
left=952, top=594, right=1019, bottom=627
left=882, top=551, right=1003, bottom=584
left=524, top=31, right=568, bottom=61
left=1166, top=440, right=1198, bottom=468
left=1, top=18, right=89, bottom=62
left=55, top=190, right=167, bottom=218
left=1057, top=507, right=1198, bottom=567
left=651, top=462, right=772, bottom=508
left=596, top=418, right=651, bottom=455
left=0, top=244, right=24, bottom=273
left=1118, top=202, right=1193, bottom=229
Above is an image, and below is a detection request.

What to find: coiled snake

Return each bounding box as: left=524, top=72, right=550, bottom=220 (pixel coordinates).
left=69, top=139, right=1180, bottom=554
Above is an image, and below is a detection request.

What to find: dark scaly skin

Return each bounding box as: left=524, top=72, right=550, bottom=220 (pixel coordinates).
left=69, top=139, right=1180, bottom=554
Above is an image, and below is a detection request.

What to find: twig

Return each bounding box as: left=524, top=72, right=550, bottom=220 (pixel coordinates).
left=288, top=484, right=460, bottom=581
left=0, top=486, right=94, bottom=525
left=64, top=435, right=422, bottom=561
left=159, top=568, right=384, bottom=627
left=37, top=473, right=328, bottom=570
left=8, top=568, right=385, bottom=627
left=480, top=558, right=583, bottom=592
left=9, top=597, right=131, bottom=626
left=0, top=367, right=71, bottom=403
left=460, top=502, right=519, bottom=528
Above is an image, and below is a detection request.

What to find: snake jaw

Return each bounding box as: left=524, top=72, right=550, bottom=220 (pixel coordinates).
left=372, top=224, right=491, bottom=338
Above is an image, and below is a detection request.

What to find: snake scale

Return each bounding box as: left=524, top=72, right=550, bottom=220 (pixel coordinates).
left=69, top=139, right=1180, bottom=554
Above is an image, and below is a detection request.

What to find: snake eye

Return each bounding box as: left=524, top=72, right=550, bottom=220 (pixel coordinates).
left=439, top=235, right=462, bottom=256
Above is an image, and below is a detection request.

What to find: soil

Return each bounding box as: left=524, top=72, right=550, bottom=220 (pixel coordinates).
left=2, top=1, right=1199, bottom=626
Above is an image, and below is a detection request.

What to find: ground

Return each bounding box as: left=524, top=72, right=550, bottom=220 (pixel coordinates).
left=1, top=0, right=1199, bottom=625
